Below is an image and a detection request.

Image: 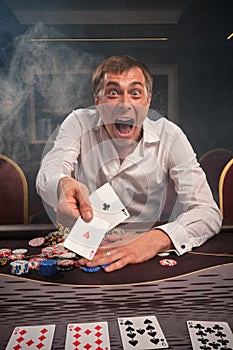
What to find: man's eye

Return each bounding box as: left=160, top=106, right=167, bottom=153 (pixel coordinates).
left=132, top=90, right=141, bottom=96
left=108, top=90, right=118, bottom=96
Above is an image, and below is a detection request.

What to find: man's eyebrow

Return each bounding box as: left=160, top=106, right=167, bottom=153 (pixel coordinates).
left=105, top=81, right=144, bottom=88
left=105, top=81, right=120, bottom=87
left=130, top=81, right=144, bottom=87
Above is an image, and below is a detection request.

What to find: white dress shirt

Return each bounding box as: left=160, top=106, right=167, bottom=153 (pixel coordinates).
left=36, top=108, right=222, bottom=255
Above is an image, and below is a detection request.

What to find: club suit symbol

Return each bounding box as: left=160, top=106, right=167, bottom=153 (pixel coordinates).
left=103, top=203, right=110, bottom=211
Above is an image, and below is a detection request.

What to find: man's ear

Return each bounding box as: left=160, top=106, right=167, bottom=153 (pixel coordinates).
left=94, top=95, right=99, bottom=105
left=147, top=94, right=152, bottom=107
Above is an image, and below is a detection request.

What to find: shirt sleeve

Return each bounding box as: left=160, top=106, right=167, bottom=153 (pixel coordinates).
left=36, top=110, right=82, bottom=210
left=155, top=127, right=222, bottom=255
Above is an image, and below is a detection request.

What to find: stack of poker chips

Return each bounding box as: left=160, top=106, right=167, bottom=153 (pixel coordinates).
left=39, top=259, right=57, bottom=276
left=57, top=259, right=75, bottom=272
left=10, top=260, right=29, bottom=275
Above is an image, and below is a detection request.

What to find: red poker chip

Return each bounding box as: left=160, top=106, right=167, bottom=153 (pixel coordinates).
left=28, top=260, right=40, bottom=270
left=57, top=259, right=75, bottom=267
left=28, top=237, right=45, bottom=247
left=0, top=248, right=11, bottom=257
left=159, top=258, right=177, bottom=267
left=9, top=254, right=25, bottom=261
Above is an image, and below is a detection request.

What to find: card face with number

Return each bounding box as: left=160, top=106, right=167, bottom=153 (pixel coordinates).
left=89, top=183, right=130, bottom=230
left=5, top=325, right=55, bottom=350
left=65, top=322, right=111, bottom=350
left=64, top=216, right=109, bottom=259
left=118, top=316, right=169, bottom=349
left=187, top=320, right=233, bottom=350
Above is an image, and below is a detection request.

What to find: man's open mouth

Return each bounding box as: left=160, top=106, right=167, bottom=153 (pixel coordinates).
left=114, top=118, right=135, bottom=135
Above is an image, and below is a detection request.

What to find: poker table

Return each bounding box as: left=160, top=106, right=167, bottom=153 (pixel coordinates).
left=0, top=222, right=233, bottom=349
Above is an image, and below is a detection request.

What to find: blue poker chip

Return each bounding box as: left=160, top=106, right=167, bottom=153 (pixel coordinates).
left=101, top=264, right=110, bottom=269
left=39, top=259, right=57, bottom=276
left=81, top=265, right=101, bottom=273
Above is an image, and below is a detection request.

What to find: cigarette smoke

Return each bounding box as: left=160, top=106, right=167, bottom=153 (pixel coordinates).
left=0, top=23, right=99, bottom=164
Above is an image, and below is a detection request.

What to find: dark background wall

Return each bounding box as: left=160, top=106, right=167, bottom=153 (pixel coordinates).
left=0, top=0, right=232, bottom=219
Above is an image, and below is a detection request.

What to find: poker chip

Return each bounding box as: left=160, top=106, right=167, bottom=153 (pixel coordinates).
left=0, top=248, right=11, bottom=257
left=0, top=257, right=8, bottom=266
left=39, top=259, right=57, bottom=276
left=101, top=264, right=110, bottom=269
left=41, top=246, right=54, bottom=254
left=9, top=254, right=25, bottom=261
left=157, top=252, right=170, bottom=257
left=12, top=248, right=28, bottom=255
left=57, top=259, right=75, bottom=267
left=44, top=231, right=65, bottom=245
left=10, top=260, right=29, bottom=275
left=28, top=260, right=41, bottom=270
left=159, top=258, right=177, bottom=267
left=59, top=252, right=76, bottom=259
left=81, top=266, right=101, bottom=273
left=28, top=237, right=45, bottom=247
left=57, top=259, right=75, bottom=272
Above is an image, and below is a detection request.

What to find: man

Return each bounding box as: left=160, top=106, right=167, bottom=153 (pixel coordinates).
left=36, top=55, right=222, bottom=272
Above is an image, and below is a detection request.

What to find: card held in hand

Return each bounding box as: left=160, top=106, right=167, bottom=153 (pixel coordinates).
left=118, top=316, right=169, bottom=349
left=64, top=216, right=109, bottom=259
left=64, top=322, right=111, bottom=350
left=64, top=183, right=130, bottom=259
left=5, top=324, right=55, bottom=350
left=187, top=320, right=233, bottom=350
left=89, top=182, right=130, bottom=230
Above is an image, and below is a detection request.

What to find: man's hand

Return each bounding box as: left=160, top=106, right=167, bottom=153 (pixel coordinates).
left=78, top=229, right=172, bottom=272
left=57, top=177, right=93, bottom=228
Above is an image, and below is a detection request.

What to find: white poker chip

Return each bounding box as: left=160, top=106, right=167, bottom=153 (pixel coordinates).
left=12, top=248, right=28, bottom=255
left=28, top=237, right=45, bottom=247
left=157, top=252, right=170, bottom=257
left=59, top=252, right=76, bottom=259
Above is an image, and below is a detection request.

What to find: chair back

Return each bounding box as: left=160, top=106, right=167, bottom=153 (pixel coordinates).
left=219, top=158, right=233, bottom=219
left=199, top=148, right=233, bottom=204
left=0, top=154, right=28, bottom=224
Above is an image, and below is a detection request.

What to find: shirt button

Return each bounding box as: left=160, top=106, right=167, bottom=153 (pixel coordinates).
left=181, top=245, right=186, bottom=249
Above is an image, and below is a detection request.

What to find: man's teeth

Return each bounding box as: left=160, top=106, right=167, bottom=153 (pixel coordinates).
left=115, top=118, right=134, bottom=125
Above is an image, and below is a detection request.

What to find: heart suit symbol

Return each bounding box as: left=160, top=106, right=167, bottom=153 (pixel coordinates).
left=83, top=231, right=90, bottom=239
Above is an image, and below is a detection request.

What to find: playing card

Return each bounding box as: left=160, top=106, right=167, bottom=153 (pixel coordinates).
left=64, top=216, right=109, bottom=259
left=89, top=183, right=130, bottom=230
left=64, top=322, right=111, bottom=350
left=5, top=324, right=55, bottom=350
left=187, top=320, right=233, bottom=350
left=118, top=316, right=169, bottom=349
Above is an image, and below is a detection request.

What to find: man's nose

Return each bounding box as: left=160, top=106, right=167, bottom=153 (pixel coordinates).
left=118, top=95, right=132, bottom=111
left=118, top=102, right=132, bottom=113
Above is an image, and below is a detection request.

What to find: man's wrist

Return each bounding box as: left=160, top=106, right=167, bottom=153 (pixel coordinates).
left=150, top=228, right=173, bottom=251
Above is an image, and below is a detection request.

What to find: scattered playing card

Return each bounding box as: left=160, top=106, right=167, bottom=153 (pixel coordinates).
left=64, top=322, right=111, bottom=350
left=187, top=320, right=233, bottom=350
left=64, top=216, right=109, bottom=259
left=118, top=316, right=169, bottom=349
left=5, top=324, right=55, bottom=350
left=89, top=182, right=130, bottom=230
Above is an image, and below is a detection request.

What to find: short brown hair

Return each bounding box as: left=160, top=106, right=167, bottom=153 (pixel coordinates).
left=92, top=55, right=153, bottom=98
